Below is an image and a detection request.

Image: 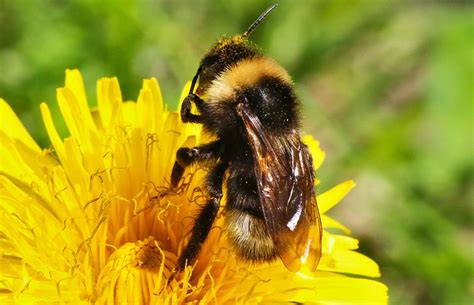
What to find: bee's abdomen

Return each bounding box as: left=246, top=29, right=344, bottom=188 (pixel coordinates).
left=225, top=167, right=278, bottom=262
left=226, top=209, right=277, bottom=262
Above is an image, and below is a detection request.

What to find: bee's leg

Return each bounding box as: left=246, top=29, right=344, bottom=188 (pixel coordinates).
left=171, top=140, right=222, bottom=188
left=176, top=161, right=228, bottom=272
left=181, top=93, right=205, bottom=123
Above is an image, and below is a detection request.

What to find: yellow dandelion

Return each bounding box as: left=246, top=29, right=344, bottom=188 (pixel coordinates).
left=0, top=69, right=388, bottom=304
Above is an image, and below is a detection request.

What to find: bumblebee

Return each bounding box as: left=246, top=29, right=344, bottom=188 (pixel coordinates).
left=171, top=4, right=322, bottom=274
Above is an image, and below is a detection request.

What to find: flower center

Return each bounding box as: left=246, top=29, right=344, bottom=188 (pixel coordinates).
left=131, top=236, right=162, bottom=271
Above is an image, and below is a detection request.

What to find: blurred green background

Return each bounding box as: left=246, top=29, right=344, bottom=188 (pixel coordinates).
left=1, top=0, right=472, bottom=304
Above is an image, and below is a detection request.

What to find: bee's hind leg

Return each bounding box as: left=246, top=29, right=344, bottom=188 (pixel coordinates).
left=175, top=161, right=228, bottom=272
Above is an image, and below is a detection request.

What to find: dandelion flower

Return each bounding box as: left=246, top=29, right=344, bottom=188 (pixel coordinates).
left=0, top=70, right=388, bottom=304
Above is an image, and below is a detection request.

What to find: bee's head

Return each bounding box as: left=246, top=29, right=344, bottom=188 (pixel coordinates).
left=195, top=35, right=259, bottom=95
left=188, top=4, right=278, bottom=96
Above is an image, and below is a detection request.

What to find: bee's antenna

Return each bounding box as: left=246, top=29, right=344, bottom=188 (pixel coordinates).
left=189, top=64, right=203, bottom=94
left=243, top=3, right=278, bottom=38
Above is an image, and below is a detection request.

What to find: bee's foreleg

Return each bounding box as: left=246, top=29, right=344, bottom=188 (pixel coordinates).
left=180, top=93, right=205, bottom=123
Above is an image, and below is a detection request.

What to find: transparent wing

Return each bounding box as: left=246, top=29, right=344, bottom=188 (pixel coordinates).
left=237, top=104, right=322, bottom=272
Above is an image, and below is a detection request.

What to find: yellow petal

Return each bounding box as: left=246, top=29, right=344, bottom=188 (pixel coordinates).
left=301, top=276, right=387, bottom=305
left=321, top=215, right=351, bottom=234
left=319, top=249, right=381, bottom=277
left=0, top=99, right=40, bottom=152
left=135, top=79, right=163, bottom=135
left=318, top=180, right=356, bottom=213
left=303, top=134, right=325, bottom=170
left=65, top=69, right=89, bottom=116
left=40, top=102, right=66, bottom=163
left=250, top=264, right=387, bottom=304
left=97, top=76, right=122, bottom=129
left=65, top=69, right=96, bottom=132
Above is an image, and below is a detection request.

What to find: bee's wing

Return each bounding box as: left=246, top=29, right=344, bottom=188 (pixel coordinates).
left=237, top=104, right=322, bottom=272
